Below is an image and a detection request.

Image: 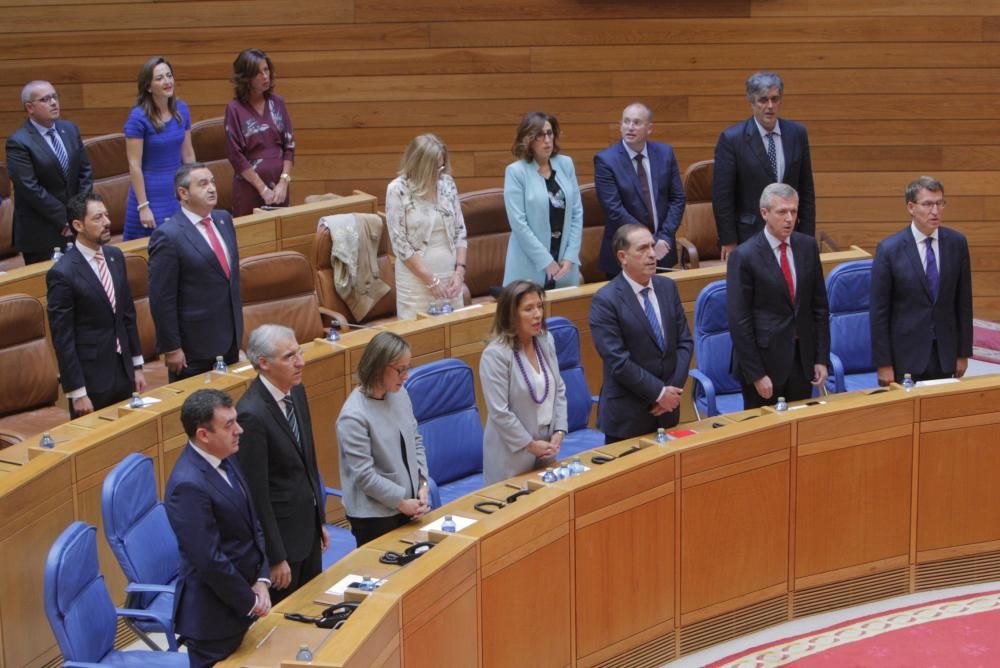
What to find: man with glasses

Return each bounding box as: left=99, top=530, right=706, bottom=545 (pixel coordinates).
left=5, top=81, right=92, bottom=264
left=712, top=71, right=815, bottom=261
left=870, top=176, right=973, bottom=385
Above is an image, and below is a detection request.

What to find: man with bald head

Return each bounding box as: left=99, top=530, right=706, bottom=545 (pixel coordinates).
left=595, top=102, right=685, bottom=277
left=5, top=81, right=92, bottom=264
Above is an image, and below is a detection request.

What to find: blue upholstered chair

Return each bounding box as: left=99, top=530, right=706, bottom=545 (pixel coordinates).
left=826, top=260, right=878, bottom=393
left=321, top=484, right=371, bottom=568
left=44, top=521, right=188, bottom=667
left=100, top=453, right=179, bottom=651
left=404, top=358, right=485, bottom=505
left=546, top=317, right=604, bottom=454
left=689, top=280, right=744, bottom=418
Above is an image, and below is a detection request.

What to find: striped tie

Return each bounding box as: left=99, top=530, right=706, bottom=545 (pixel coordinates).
left=94, top=250, right=121, bottom=353
left=766, top=132, right=778, bottom=181
left=640, top=287, right=666, bottom=351
left=283, top=395, right=302, bottom=450
left=46, top=128, right=70, bottom=178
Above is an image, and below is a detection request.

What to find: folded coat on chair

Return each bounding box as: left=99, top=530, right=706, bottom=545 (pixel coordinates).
left=320, top=213, right=391, bottom=322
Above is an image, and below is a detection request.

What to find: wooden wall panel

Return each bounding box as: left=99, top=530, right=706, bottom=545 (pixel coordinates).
left=0, top=0, right=997, bottom=319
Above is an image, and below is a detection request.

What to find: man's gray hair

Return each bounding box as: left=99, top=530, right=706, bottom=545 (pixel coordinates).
left=21, top=80, right=51, bottom=106
left=247, top=324, right=297, bottom=371
left=905, top=176, right=944, bottom=204
left=760, top=183, right=799, bottom=210
left=746, top=71, right=784, bottom=101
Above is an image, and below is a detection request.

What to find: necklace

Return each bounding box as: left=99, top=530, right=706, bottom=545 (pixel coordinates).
left=514, top=338, right=549, bottom=404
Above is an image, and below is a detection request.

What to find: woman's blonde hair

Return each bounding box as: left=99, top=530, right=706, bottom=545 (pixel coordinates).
left=398, top=133, right=450, bottom=199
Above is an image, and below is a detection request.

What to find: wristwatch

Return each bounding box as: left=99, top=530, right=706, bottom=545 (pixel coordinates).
left=280, top=173, right=292, bottom=183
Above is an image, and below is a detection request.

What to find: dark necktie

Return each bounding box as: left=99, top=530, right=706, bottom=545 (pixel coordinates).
left=46, top=128, right=70, bottom=178
left=925, top=237, right=939, bottom=302
left=766, top=132, right=778, bottom=181
left=219, top=458, right=244, bottom=497
left=779, top=242, right=795, bottom=303
left=282, top=395, right=302, bottom=450
left=640, top=287, right=666, bottom=351
left=634, top=154, right=656, bottom=233
left=199, top=217, right=231, bottom=279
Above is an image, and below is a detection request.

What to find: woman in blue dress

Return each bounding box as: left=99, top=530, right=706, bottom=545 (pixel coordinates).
left=124, top=56, right=195, bottom=240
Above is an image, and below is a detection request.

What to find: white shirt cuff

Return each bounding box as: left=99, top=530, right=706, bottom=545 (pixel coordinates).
left=132, top=356, right=145, bottom=368
left=67, top=387, right=87, bottom=400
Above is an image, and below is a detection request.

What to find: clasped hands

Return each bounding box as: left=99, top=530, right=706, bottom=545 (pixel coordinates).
left=544, top=260, right=574, bottom=283
left=528, top=429, right=564, bottom=459
left=650, top=385, right=683, bottom=416
left=398, top=483, right=431, bottom=519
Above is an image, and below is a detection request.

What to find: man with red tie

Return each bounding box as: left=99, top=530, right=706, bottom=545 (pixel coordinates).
left=149, top=163, right=243, bottom=381
left=47, top=191, right=146, bottom=417
left=726, top=183, right=830, bottom=408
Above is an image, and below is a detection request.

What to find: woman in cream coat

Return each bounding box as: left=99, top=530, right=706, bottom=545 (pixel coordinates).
left=480, top=280, right=569, bottom=485
left=502, top=111, right=583, bottom=288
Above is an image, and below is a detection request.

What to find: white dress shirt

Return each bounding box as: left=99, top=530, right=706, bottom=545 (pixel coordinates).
left=753, top=118, right=785, bottom=183
left=910, top=222, right=941, bottom=276
left=179, top=206, right=232, bottom=268
left=621, top=271, right=671, bottom=401
left=622, top=141, right=659, bottom=232
left=763, top=227, right=797, bottom=293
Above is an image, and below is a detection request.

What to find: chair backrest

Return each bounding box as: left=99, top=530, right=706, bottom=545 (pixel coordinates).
left=84, top=133, right=129, bottom=239
left=191, top=117, right=234, bottom=213
left=403, top=359, right=483, bottom=485
left=459, top=187, right=508, bottom=299
left=101, top=453, right=179, bottom=608
left=44, top=522, right=117, bottom=663
left=676, top=160, right=720, bottom=263
left=546, top=317, right=591, bottom=432
left=123, top=253, right=158, bottom=362
left=694, top=280, right=741, bottom=395
left=826, top=260, right=874, bottom=374
left=239, top=250, right=325, bottom=348
left=311, top=222, right=396, bottom=324
left=578, top=183, right=607, bottom=284
left=0, top=294, right=58, bottom=416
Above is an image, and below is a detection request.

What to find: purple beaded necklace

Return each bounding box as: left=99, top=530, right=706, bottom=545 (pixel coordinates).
left=514, top=337, right=549, bottom=404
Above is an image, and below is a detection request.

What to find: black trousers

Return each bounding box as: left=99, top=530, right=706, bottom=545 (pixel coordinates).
left=68, top=357, right=133, bottom=418
left=348, top=513, right=411, bottom=548
left=168, top=343, right=239, bottom=383
left=901, top=340, right=949, bottom=383
left=23, top=249, right=59, bottom=265
left=269, top=529, right=323, bottom=605
left=741, top=342, right=814, bottom=409
left=183, top=631, right=246, bottom=668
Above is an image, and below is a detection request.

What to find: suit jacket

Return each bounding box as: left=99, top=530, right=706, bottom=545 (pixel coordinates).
left=236, top=378, right=323, bottom=566
left=589, top=273, right=693, bottom=439
left=165, top=444, right=268, bottom=641
left=502, top=153, right=583, bottom=287
left=594, top=140, right=686, bottom=273
left=712, top=117, right=816, bottom=246
left=480, top=333, right=568, bottom=485
left=45, top=245, right=141, bottom=400
left=5, top=119, right=92, bottom=254
left=870, top=225, right=973, bottom=377
left=148, top=209, right=243, bottom=361
left=726, top=231, right=830, bottom=388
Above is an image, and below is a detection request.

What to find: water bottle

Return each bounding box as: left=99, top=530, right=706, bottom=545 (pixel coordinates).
left=556, top=462, right=570, bottom=479
left=427, top=301, right=441, bottom=316
left=39, top=432, right=55, bottom=449
left=326, top=327, right=340, bottom=343
left=775, top=396, right=789, bottom=412
left=51, top=246, right=63, bottom=261
left=902, top=373, right=915, bottom=391
left=359, top=575, right=376, bottom=592
left=440, top=302, right=454, bottom=314
left=441, top=515, right=457, bottom=533
left=128, top=392, right=144, bottom=409
left=656, top=427, right=668, bottom=443
left=295, top=644, right=313, bottom=661
left=542, top=467, right=557, bottom=483
left=213, top=356, right=227, bottom=374
left=569, top=457, right=585, bottom=476
left=65, top=242, right=74, bottom=252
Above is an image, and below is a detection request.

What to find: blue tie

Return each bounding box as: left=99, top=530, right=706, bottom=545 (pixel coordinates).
left=925, top=237, right=939, bottom=302
left=46, top=128, right=70, bottom=178
left=641, top=287, right=666, bottom=351
left=766, top=132, right=778, bottom=180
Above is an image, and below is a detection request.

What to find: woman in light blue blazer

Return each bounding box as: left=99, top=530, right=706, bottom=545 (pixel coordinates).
left=502, top=112, right=583, bottom=288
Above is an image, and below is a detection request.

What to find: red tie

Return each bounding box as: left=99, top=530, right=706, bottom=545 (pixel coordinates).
left=94, top=250, right=121, bottom=353
left=779, top=242, right=795, bottom=303
left=199, top=217, right=231, bottom=279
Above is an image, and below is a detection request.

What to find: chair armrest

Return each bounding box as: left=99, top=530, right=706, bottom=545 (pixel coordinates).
left=116, top=607, right=178, bottom=650
left=324, top=485, right=344, bottom=499
left=828, top=352, right=846, bottom=393
left=125, top=583, right=175, bottom=595
left=676, top=236, right=699, bottom=270
left=819, top=231, right=841, bottom=253
left=689, top=369, right=718, bottom=419
left=63, top=662, right=106, bottom=668
left=319, top=306, right=348, bottom=330
left=591, top=395, right=599, bottom=405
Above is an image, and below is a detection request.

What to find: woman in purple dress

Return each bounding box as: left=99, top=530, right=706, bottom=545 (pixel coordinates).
left=124, top=56, right=195, bottom=240
left=224, top=49, right=295, bottom=216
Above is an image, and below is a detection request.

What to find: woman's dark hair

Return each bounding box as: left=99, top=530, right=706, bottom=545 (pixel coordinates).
left=136, top=56, right=180, bottom=131
left=489, top=280, right=546, bottom=348
left=232, top=48, right=275, bottom=104
left=511, top=111, right=561, bottom=161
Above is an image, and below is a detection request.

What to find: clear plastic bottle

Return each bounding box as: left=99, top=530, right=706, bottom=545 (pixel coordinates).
left=326, top=327, right=341, bottom=343
left=427, top=302, right=442, bottom=316
left=39, top=432, right=55, bottom=449
left=440, top=302, right=454, bottom=315
left=51, top=246, right=63, bottom=261
left=656, top=427, right=668, bottom=443
left=213, top=356, right=227, bottom=374
left=569, top=457, right=585, bottom=476
left=295, top=644, right=313, bottom=661
left=128, top=392, right=144, bottom=409
left=902, top=373, right=915, bottom=391
left=441, top=515, right=457, bottom=533
left=542, top=467, right=557, bottom=483
left=359, top=575, right=376, bottom=592
left=775, top=396, right=789, bottom=412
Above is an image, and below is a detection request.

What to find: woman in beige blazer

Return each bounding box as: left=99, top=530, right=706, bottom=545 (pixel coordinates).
left=480, top=280, right=569, bottom=485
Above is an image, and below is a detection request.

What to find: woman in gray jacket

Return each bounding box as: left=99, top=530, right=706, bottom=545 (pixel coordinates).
left=480, top=280, right=569, bottom=485
left=337, top=331, right=430, bottom=546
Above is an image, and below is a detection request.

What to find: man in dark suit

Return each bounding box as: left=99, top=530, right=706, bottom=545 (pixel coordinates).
left=595, top=102, right=686, bottom=276
left=712, top=71, right=815, bottom=261
left=727, top=183, right=829, bottom=408
left=5, top=80, right=93, bottom=264
left=165, top=389, right=270, bottom=668
left=46, top=192, right=146, bottom=417
left=149, top=163, right=242, bottom=382
left=237, top=324, right=328, bottom=604
left=870, top=176, right=973, bottom=385
left=590, top=224, right=693, bottom=442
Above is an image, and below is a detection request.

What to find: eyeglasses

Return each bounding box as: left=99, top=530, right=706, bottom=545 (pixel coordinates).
left=31, top=93, right=58, bottom=104
left=389, top=364, right=411, bottom=376
left=534, top=129, right=554, bottom=140
left=914, top=200, right=947, bottom=211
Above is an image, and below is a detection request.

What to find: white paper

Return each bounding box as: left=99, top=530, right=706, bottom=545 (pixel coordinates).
left=453, top=304, right=483, bottom=313
left=121, top=396, right=162, bottom=408
left=537, top=465, right=590, bottom=479
left=424, top=515, right=477, bottom=532
left=915, top=378, right=960, bottom=387
left=788, top=401, right=826, bottom=411
left=233, top=364, right=254, bottom=373
left=324, top=573, right=385, bottom=596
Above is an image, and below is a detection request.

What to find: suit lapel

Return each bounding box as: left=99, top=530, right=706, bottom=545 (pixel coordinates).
left=790, top=234, right=810, bottom=312
left=616, top=144, right=651, bottom=220
left=190, top=447, right=254, bottom=531
left=26, top=121, right=67, bottom=184
left=70, top=249, right=114, bottom=314
left=618, top=274, right=664, bottom=354
left=213, top=212, right=238, bottom=277
left=743, top=118, right=773, bottom=179
left=255, top=379, right=304, bottom=461
left=178, top=214, right=230, bottom=279
left=758, top=234, right=794, bottom=309
left=902, top=230, right=933, bottom=300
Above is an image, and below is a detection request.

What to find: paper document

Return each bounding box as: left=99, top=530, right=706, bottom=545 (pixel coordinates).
left=424, top=515, right=477, bottom=532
